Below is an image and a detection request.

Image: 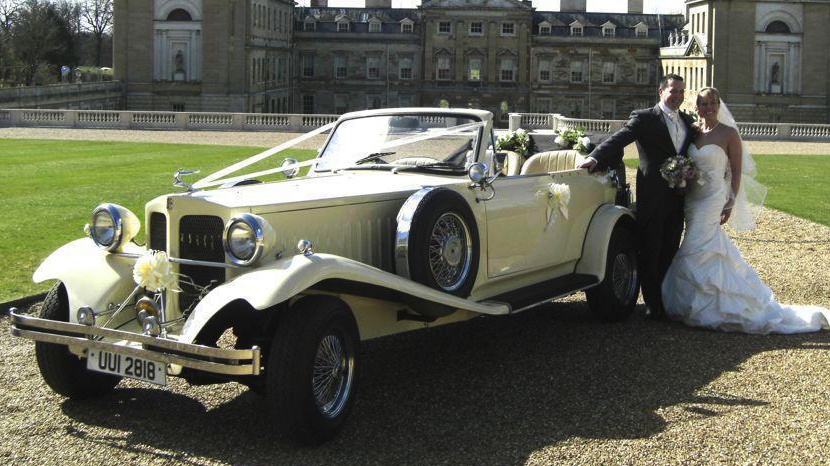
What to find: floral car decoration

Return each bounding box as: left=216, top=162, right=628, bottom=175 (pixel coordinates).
left=554, top=127, right=592, bottom=154
left=9, top=108, right=638, bottom=445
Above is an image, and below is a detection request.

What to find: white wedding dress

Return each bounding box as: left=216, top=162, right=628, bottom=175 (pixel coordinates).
left=662, top=144, right=830, bottom=334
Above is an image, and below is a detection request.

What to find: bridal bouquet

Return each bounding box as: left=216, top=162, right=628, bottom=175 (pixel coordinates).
left=660, top=155, right=701, bottom=190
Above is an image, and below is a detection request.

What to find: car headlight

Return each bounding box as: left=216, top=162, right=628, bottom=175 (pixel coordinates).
left=89, top=203, right=140, bottom=252
left=223, top=214, right=273, bottom=266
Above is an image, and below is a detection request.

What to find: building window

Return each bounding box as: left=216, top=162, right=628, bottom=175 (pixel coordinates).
left=172, top=103, right=185, bottom=112
left=303, top=95, right=314, bottom=114
left=399, top=57, right=412, bottom=80
left=436, top=57, right=451, bottom=80
left=602, top=25, right=615, bottom=37
left=337, top=21, right=349, bottom=32
left=570, top=61, right=583, bottom=83
left=368, top=96, right=382, bottom=109
left=601, top=100, right=615, bottom=119
left=335, top=56, right=347, bottom=79
left=538, top=59, right=551, bottom=83
left=501, top=22, right=515, bottom=36
left=636, top=63, right=648, bottom=84
left=369, top=21, right=381, bottom=33
left=571, top=25, right=583, bottom=36
left=398, top=94, right=416, bottom=107
left=536, top=98, right=551, bottom=113
left=302, top=55, right=314, bottom=78
left=334, top=95, right=348, bottom=114
left=539, top=24, right=551, bottom=35
left=636, top=26, right=648, bottom=38
left=499, top=100, right=509, bottom=122
left=468, top=57, right=482, bottom=81
left=401, top=22, right=413, bottom=33
left=602, top=62, right=616, bottom=84
left=469, top=21, right=483, bottom=36
left=500, top=58, right=515, bottom=82
left=367, top=57, right=380, bottom=79
left=438, top=21, right=451, bottom=34
left=567, top=99, right=583, bottom=118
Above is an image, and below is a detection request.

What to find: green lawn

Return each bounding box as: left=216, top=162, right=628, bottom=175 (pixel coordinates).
left=624, top=155, right=830, bottom=227
left=0, top=139, right=316, bottom=302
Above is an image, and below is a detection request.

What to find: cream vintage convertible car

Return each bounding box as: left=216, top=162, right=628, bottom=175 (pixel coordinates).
left=10, top=108, right=637, bottom=444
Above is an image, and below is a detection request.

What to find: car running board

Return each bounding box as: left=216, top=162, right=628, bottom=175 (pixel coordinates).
left=488, top=273, right=599, bottom=314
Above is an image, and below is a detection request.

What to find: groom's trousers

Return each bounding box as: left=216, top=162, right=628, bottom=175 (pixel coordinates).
left=636, top=206, right=684, bottom=312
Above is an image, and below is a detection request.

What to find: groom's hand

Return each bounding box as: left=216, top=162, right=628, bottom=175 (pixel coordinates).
left=578, top=159, right=597, bottom=171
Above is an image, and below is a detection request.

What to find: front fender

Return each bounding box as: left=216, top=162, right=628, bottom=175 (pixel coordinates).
left=574, top=204, right=635, bottom=282
left=33, top=238, right=142, bottom=320
left=180, top=253, right=510, bottom=343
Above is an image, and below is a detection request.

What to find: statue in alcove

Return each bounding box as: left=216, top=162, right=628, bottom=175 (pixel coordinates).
left=173, top=50, right=186, bottom=81
left=771, top=63, right=780, bottom=84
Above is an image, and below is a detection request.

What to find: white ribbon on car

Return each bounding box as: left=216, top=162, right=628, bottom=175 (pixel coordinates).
left=535, top=182, right=571, bottom=230
left=193, top=120, right=486, bottom=190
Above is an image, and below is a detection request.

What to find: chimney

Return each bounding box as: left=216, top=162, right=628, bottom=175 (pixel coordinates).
left=365, top=0, right=392, bottom=7
left=560, top=0, right=587, bottom=12
left=628, top=0, right=643, bottom=14
left=310, top=0, right=327, bottom=7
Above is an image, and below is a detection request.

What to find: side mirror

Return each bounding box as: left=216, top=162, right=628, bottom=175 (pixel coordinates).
left=281, top=158, right=300, bottom=178
left=468, top=162, right=487, bottom=184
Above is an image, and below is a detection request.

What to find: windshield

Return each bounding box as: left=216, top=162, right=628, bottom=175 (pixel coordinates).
left=316, top=114, right=482, bottom=172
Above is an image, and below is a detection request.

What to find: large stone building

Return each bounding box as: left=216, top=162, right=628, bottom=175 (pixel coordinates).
left=113, top=0, right=830, bottom=124
left=660, top=0, right=830, bottom=123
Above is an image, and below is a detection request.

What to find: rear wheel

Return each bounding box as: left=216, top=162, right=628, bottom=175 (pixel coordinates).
left=586, top=224, right=639, bottom=322
left=266, top=296, right=359, bottom=444
left=35, top=283, right=121, bottom=398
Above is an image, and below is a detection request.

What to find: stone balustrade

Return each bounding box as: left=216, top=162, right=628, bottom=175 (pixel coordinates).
left=508, top=113, right=830, bottom=142
left=0, top=109, right=339, bottom=132
left=1, top=108, right=827, bottom=141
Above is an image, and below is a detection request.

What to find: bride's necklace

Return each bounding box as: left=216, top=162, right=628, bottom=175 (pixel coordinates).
left=702, top=121, right=720, bottom=133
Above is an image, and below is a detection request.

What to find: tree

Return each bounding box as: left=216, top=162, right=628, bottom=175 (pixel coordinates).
left=11, top=0, right=77, bottom=85
left=0, top=0, right=20, bottom=83
left=80, top=0, right=111, bottom=67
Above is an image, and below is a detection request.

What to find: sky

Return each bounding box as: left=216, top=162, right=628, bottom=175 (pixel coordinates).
left=294, top=0, right=686, bottom=14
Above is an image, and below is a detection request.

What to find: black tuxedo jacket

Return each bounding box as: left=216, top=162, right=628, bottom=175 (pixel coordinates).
left=590, top=104, right=696, bottom=223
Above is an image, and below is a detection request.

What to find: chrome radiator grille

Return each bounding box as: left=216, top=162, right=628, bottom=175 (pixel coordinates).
left=178, top=215, right=226, bottom=312
left=148, top=212, right=167, bottom=252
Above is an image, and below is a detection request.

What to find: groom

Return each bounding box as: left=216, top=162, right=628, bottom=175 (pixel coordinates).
left=579, top=74, right=695, bottom=319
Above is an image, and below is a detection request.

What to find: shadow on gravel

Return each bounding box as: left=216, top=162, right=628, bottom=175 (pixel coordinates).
left=59, top=302, right=830, bottom=465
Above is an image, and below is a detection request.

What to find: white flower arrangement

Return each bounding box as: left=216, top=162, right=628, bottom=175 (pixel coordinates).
left=536, top=182, right=571, bottom=230
left=553, top=128, right=592, bottom=154
left=133, top=250, right=179, bottom=292
left=496, top=128, right=534, bottom=157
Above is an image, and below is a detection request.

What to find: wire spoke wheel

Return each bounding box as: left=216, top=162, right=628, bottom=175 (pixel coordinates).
left=427, top=212, right=472, bottom=291
left=312, top=333, right=354, bottom=419
left=612, top=252, right=637, bottom=305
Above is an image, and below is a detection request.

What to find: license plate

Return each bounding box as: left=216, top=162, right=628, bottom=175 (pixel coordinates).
left=87, top=349, right=167, bottom=386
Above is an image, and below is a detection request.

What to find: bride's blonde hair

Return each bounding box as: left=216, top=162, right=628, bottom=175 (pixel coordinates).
left=696, top=87, right=721, bottom=107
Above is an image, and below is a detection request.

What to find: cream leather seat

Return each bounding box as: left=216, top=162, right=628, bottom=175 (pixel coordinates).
left=520, top=150, right=584, bottom=175
left=500, top=151, right=525, bottom=176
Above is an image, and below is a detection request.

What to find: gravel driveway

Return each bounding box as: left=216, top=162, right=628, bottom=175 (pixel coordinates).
left=3, top=205, right=829, bottom=465
left=2, top=129, right=829, bottom=464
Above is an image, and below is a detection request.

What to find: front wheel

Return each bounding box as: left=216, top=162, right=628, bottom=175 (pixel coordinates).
left=586, top=224, right=639, bottom=322
left=35, top=283, right=121, bottom=398
left=266, top=296, right=359, bottom=444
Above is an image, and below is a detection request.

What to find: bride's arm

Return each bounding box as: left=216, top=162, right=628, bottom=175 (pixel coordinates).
left=721, top=128, right=743, bottom=224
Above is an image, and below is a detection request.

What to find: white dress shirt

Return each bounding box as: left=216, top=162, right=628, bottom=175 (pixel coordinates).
left=659, top=101, right=687, bottom=154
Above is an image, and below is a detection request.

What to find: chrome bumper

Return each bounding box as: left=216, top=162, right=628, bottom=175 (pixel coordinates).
left=9, top=311, right=260, bottom=376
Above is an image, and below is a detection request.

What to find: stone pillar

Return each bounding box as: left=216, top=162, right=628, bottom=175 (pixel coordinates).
left=560, top=0, right=586, bottom=12
left=627, top=0, right=643, bottom=14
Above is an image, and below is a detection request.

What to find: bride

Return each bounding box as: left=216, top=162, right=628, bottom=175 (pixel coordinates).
left=661, top=87, right=830, bottom=334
